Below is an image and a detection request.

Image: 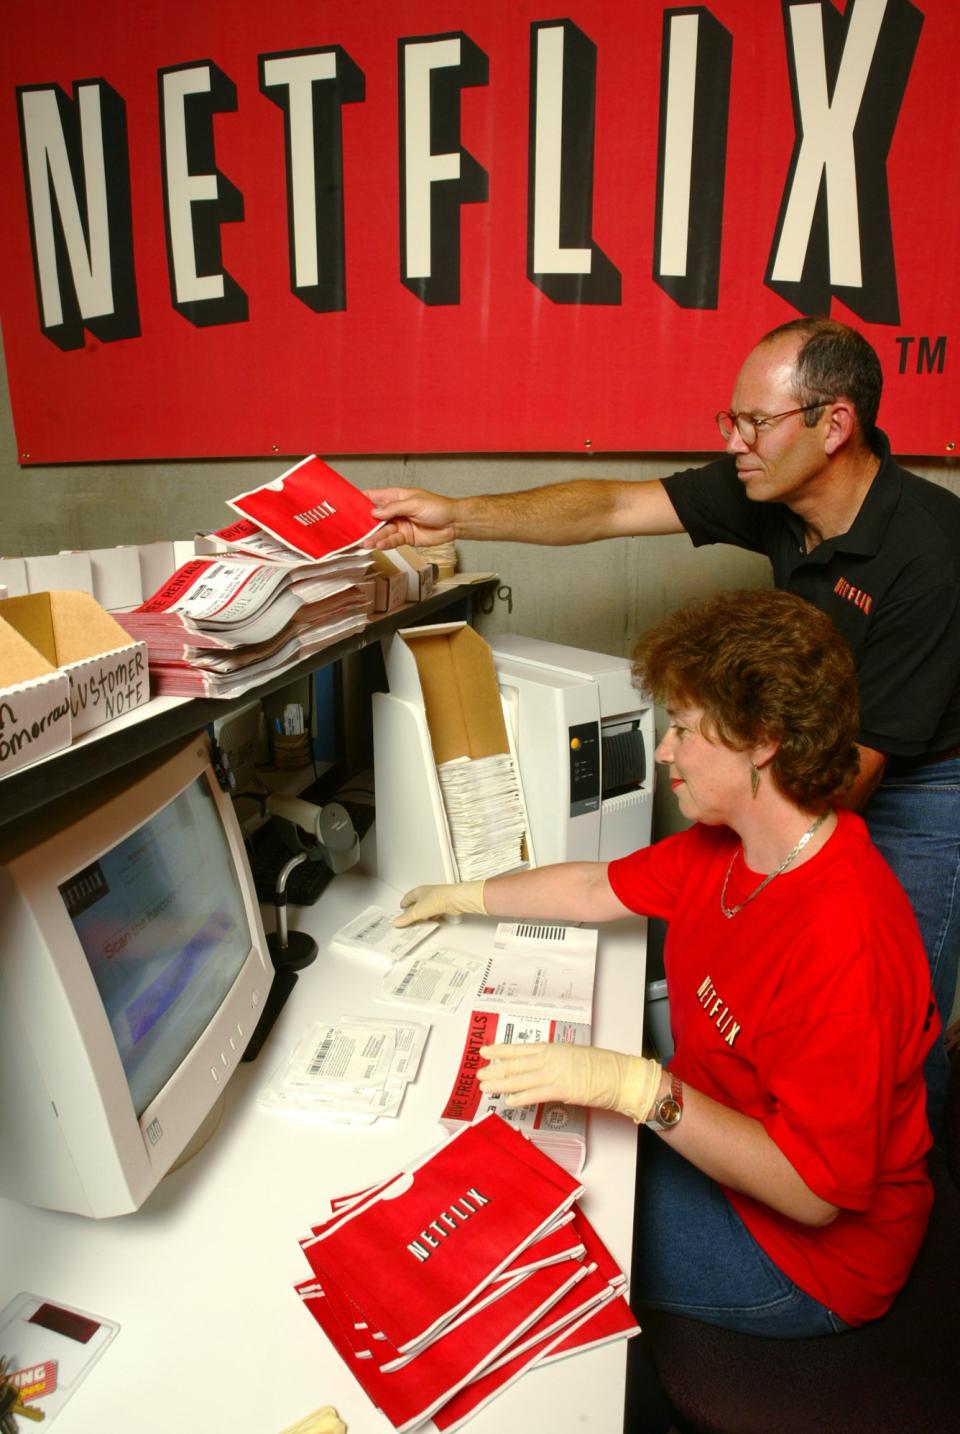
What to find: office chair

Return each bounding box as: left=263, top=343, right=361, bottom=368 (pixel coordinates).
left=640, top=1061, right=960, bottom=1434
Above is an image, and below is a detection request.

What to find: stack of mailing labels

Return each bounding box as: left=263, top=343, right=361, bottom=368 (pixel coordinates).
left=436, top=753, right=529, bottom=881
left=258, top=1015, right=429, bottom=1124
left=440, top=922, right=597, bottom=1175
left=295, top=1114, right=639, bottom=1432
left=115, top=456, right=381, bottom=698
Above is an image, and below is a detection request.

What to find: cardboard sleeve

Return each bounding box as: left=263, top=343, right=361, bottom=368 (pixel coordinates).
left=403, top=626, right=510, bottom=767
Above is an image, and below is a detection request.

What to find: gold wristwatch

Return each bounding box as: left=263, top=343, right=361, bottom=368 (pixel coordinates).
left=648, top=1073, right=683, bottom=1131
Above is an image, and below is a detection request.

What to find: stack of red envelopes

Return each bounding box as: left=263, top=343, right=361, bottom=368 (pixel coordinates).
left=295, top=1114, right=639, bottom=1432
left=115, top=455, right=379, bottom=698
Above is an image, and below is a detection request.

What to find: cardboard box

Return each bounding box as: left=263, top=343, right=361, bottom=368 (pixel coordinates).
left=373, top=623, right=531, bottom=895
left=374, top=570, right=406, bottom=613
left=61, top=546, right=144, bottom=611
left=393, top=623, right=512, bottom=767
left=138, top=540, right=196, bottom=600
left=24, top=551, right=93, bottom=595
left=0, top=558, right=28, bottom=598
left=375, top=545, right=437, bottom=602
left=0, top=617, right=71, bottom=777
left=0, top=591, right=150, bottom=758
left=355, top=577, right=377, bottom=609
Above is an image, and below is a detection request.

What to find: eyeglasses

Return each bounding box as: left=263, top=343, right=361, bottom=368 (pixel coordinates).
left=715, top=403, right=826, bottom=446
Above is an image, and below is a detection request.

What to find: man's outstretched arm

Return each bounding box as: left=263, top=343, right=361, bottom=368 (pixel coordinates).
left=364, top=477, right=686, bottom=550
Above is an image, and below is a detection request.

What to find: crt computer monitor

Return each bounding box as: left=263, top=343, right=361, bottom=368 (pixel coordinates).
left=0, top=736, right=273, bottom=1218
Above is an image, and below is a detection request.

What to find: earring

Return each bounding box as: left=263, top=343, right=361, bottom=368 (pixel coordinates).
left=750, top=764, right=760, bottom=798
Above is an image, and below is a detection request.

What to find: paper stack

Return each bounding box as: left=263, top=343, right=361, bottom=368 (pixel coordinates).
left=259, top=1016, right=429, bottom=1124
left=294, top=1115, right=639, bottom=1432
left=439, top=922, right=598, bottom=1175
left=328, top=905, right=442, bottom=964
left=435, top=753, right=530, bottom=881
left=327, top=905, right=487, bottom=1015
left=115, top=456, right=383, bottom=697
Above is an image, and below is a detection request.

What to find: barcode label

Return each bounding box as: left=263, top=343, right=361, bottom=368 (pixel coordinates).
left=516, top=923, right=567, bottom=941
left=308, top=1033, right=335, bottom=1073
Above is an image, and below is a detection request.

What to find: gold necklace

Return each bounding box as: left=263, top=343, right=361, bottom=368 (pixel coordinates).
left=719, top=811, right=828, bottom=919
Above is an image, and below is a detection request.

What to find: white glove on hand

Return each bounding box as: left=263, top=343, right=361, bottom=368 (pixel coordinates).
left=394, top=880, right=487, bottom=927
left=478, top=1041, right=663, bottom=1124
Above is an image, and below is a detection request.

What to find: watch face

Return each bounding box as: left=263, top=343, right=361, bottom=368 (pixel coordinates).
left=658, top=1097, right=682, bottom=1127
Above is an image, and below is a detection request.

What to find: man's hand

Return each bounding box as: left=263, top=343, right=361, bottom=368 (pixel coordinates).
left=477, top=1041, right=662, bottom=1124
left=394, top=881, right=487, bottom=926
left=365, top=487, right=458, bottom=550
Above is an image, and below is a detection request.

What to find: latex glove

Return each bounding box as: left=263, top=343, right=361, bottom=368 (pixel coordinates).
left=279, top=1407, right=347, bottom=1434
left=477, top=1041, right=663, bottom=1124
left=394, top=880, right=486, bottom=926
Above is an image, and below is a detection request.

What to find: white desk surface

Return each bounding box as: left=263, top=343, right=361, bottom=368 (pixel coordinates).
left=0, top=837, right=647, bottom=1434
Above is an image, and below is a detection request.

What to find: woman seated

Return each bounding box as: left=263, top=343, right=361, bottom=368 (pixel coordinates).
left=396, top=589, right=938, bottom=1338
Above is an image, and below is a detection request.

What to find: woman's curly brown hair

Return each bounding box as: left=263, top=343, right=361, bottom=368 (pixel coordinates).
left=632, top=589, right=860, bottom=810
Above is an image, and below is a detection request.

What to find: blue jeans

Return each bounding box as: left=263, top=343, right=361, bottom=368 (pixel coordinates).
left=632, top=1133, right=848, bottom=1337
left=864, top=754, right=960, bottom=1132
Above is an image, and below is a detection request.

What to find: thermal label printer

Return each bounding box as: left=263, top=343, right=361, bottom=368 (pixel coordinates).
left=490, top=636, right=655, bottom=866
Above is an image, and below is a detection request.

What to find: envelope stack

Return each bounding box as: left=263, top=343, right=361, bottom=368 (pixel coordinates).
left=116, top=456, right=381, bottom=698
left=295, top=1115, right=639, bottom=1432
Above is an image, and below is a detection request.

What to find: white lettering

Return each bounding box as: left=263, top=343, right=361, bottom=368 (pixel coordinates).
left=161, top=65, right=224, bottom=303
left=771, top=0, right=887, bottom=287
left=532, top=25, right=591, bottom=275
left=658, top=12, right=699, bottom=278
left=403, top=38, right=463, bottom=279
left=20, top=85, right=115, bottom=327
left=261, top=51, right=338, bottom=288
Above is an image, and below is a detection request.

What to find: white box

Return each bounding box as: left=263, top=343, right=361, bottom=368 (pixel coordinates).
left=65, top=547, right=143, bottom=612
left=25, top=552, right=94, bottom=595
left=0, top=559, right=28, bottom=598
left=138, top=541, right=198, bottom=600
left=0, top=671, right=72, bottom=777
left=66, top=642, right=150, bottom=737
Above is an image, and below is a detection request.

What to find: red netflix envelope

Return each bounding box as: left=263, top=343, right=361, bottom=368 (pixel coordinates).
left=429, top=1287, right=639, bottom=1433
left=298, top=1259, right=588, bottom=1432
left=536, top=1289, right=641, bottom=1363
left=344, top=1219, right=587, bottom=1367
left=227, top=455, right=383, bottom=560
left=301, top=1117, right=582, bottom=1354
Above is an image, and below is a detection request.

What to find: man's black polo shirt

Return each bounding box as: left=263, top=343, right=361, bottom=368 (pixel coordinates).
left=662, top=431, right=960, bottom=757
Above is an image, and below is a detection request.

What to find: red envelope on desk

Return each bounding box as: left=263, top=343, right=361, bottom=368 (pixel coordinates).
left=227, top=455, right=383, bottom=560
left=428, top=1286, right=639, bottom=1434
left=298, top=1258, right=588, bottom=1432
left=536, top=1288, right=641, bottom=1362
left=300, top=1116, right=582, bottom=1355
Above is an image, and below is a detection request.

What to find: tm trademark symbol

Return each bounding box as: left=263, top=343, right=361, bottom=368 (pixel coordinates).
left=894, top=335, right=946, bottom=374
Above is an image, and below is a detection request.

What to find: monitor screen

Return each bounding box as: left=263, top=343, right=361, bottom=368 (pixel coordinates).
left=0, top=737, right=273, bottom=1217
left=58, top=773, right=252, bottom=1118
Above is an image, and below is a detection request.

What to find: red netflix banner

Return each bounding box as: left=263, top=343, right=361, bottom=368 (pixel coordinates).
left=0, top=0, right=955, bottom=463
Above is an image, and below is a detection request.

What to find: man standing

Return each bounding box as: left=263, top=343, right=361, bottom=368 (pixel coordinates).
left=366, top=317, right=960, bottom=1127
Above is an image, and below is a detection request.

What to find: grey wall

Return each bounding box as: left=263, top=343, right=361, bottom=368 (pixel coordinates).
left=3, top=323, right=959, bottom=847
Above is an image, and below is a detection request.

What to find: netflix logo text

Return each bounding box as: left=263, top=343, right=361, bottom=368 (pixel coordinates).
left=407, top=1187, right=492, bottom=1263
left=0, top=1, right=953, bottom=461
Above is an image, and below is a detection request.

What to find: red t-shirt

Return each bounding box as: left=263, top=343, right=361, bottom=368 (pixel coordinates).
left=608, top=810, right=938, bottom=1325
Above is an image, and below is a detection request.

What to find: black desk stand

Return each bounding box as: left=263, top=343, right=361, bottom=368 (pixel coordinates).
left=241, top=851, right=320, bottom=1062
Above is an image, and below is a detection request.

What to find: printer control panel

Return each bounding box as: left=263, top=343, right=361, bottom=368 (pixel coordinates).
left=568, top=721, right=601, bottom=816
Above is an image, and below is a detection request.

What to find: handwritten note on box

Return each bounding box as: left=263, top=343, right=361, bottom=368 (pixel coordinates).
left=66, top=642, right=149, bottom=737
left=0, top=672, right=71, bottom=777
